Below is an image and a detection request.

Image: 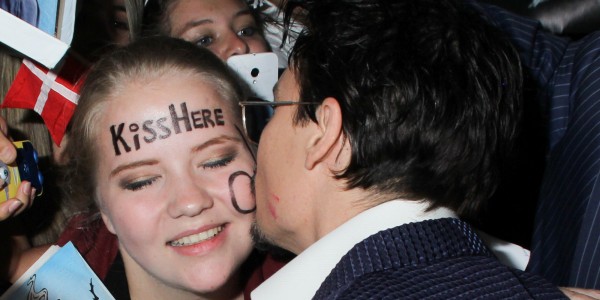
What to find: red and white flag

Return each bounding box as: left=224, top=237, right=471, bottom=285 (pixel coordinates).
left=2, top=57, right=87, bottom=145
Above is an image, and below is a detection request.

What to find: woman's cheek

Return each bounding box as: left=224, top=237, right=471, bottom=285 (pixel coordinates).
left=228, top=170, right=256, bottom=214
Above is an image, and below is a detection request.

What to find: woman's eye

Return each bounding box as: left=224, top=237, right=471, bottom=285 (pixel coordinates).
left=113, top=20, right=129, bottom=31
left=201, top=155, right=235, bottom=170
left=238, top=27, right=256, bottom=37
left=122, top=176, right=160, bottom=191
left=195, top=36, right=213, bottom=47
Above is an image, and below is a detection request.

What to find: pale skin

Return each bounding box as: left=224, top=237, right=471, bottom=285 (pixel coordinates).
left=95, top=73, right=255, bottom=299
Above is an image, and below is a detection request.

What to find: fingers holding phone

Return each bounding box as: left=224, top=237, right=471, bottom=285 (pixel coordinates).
left=0, top=116, right=16, bottom=164
left=0, top=140, right=42, bottom=221
left=0, top=181, right=35, bottom=221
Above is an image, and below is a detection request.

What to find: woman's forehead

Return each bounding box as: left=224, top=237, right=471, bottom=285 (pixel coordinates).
left=169, top=0, right=251, bottom=28
left=102, top=102, right=240, bottom=156
left=99, top=75, right=240, bottom=156
left=171, top=0, right=248, bottom=14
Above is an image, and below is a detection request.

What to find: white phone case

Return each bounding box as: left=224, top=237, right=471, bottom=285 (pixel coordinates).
left=227, top=52, right=278, bottom=101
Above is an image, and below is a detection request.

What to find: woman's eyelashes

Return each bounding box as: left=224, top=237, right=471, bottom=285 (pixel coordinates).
left=121, top=176, right=160, bottom=191
left=191, top=24, right=258, bottom=48
left=238, top=26, right=257, bottom=37
left=113, top=19, right=129, bottom=31
left=118, top=151, right=238, bottom=191
left=200, top=153, right=236, bottom=170
left=195, top=35, right=214, bottom=47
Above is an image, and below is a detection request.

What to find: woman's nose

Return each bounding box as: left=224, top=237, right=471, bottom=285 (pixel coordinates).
left=167, top=177, right=214, bottom=218
left=217, top=33, right=250, bottom=60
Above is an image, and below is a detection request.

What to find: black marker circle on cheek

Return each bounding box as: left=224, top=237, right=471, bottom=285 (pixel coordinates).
left=229, top=170, right=256, bottom=214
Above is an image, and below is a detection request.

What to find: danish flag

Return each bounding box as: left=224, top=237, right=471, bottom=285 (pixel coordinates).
left=2, top=57, right=87, bottom=145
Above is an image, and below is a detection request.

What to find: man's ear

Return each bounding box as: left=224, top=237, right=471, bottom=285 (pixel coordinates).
left=305, top=97, right=345, bottom=170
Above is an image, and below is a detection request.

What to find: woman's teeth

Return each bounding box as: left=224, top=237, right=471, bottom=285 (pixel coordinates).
left=169, top=226, right=223, bottom=246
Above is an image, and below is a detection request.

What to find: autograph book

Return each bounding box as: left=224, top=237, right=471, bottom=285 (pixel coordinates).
left=0, top=242, right=114, bottom=300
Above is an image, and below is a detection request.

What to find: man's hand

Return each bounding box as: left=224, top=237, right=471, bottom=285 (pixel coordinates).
left=0, top=116, right=35, bottom=221
left=561, top=287, right=600, bottom=299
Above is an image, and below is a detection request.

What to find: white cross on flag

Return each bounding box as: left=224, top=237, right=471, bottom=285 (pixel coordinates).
left=2, top=57, right=87, bottom=145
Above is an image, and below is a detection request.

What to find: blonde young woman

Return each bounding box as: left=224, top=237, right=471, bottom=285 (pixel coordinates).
left=4, top=0, right=282, bottom=295
left=15, top=36, right=282, bottom=299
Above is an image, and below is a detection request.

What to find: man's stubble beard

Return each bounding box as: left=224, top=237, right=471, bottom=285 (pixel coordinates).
left=250, top=221, right=296, bottom=260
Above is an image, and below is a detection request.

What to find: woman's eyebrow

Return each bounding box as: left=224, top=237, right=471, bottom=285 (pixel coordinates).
left=192, top=135, right=241, bottom=153
left=176, top=19, right=213, bottom=37
left=109, top=136, right=241, bottom=177
left=110, top=159, right=158, bottom=177
left=175, top=6, right=254, bottom=37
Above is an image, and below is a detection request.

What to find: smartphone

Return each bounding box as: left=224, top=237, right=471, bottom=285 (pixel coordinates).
left=0, top=140, right=44, bottom=203
left=227, top=52, right=278, bottom=101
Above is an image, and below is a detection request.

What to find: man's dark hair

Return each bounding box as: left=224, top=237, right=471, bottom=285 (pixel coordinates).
left=282, top=0, right=523, bottom=219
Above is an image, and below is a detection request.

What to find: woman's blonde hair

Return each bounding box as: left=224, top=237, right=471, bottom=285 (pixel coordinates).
left=124, top=0, right=145, bottom=42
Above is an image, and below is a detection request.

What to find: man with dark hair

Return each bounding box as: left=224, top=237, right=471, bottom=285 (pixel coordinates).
left=248, top=0, right=566, bottom=298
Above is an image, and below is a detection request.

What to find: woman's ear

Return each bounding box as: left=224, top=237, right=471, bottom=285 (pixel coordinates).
left=305, top=97, right=345, bottom=170
left=52, top=133, right=69, bottom=165
left=101, top=211, right=117, bottom=235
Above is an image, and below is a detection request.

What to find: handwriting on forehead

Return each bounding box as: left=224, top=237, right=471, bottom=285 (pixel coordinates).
left=110, top=102, right=225, bottom=156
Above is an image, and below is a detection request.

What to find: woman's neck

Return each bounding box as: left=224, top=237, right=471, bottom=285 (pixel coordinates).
left=121, top=249, right=245, bottom=300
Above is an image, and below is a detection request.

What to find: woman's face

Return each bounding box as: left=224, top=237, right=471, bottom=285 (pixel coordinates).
left=168, top=0, right=269, bottom=61
left=95, top=72, right=256, bottom=297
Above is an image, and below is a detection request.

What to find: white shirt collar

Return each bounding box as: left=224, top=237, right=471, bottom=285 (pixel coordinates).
left=251, top=200, right=457, bottom=300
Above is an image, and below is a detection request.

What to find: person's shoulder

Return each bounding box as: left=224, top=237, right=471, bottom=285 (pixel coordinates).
left=317, top=256, right=566, bottom=299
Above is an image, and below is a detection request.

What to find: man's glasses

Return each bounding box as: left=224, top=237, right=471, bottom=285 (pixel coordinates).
left=238, top=100, right=316, bottom=142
